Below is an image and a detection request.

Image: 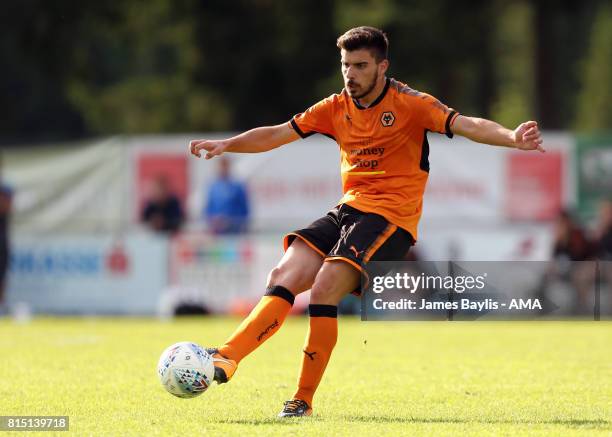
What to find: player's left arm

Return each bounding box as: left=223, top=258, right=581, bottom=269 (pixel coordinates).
left=450, top=115, right=545, bottom=152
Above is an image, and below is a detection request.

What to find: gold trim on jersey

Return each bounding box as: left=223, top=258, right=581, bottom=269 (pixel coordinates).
left=346, top=171, right=386, bottom=175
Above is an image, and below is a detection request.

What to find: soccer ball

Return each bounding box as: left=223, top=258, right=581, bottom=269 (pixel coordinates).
left=157, top=341, right=215, bottom=398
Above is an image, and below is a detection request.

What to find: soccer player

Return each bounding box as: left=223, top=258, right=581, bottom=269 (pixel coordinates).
left=189, top=26, right=544, bottom=417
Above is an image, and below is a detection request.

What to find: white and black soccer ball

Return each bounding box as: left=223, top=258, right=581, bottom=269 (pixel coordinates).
left=157, top=341, right=215, bottom=398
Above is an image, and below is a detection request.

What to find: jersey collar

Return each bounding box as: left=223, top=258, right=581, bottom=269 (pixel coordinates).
left=352, top=77, right=390, bottom=110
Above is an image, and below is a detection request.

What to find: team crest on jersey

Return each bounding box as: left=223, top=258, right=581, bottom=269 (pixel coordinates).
left=380, top=111, right=395, bottom=127
left=345, top=113, right=352, bottom=126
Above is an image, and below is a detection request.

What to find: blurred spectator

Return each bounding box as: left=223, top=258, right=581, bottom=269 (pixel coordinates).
left=594, top=200, right=612, bottom=311
left=552, top=210, right=595, bottom=262
left=539, top=211, right=597, bottom=315
left=141, top=175, right=184, bottom=233
left=594, top=199, right=612, bottom=260
left=0, top=169, right=12, bottom=312
left=204, top=157, right=250, bottom=234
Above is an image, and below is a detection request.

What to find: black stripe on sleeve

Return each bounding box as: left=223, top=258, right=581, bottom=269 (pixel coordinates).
left=444, top=110, right=458, bottom=138
left=290, top=118, right=310, bottom=139
left=420, top=130, right=430, bottom=172
left=322, top=132, right=337, bottom=141
left=290, top=117, right=334, bottom=141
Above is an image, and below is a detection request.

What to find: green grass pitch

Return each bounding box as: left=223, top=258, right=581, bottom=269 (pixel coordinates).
left=0, top=317, right=610, bottom=436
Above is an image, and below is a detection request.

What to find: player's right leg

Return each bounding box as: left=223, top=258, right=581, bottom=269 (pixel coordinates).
left=208, top=238, right=324, bottom=384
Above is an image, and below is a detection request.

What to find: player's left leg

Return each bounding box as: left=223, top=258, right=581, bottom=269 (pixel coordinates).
left=207, top=239, right=324, bottom=383
left=208, top=208, right=342, bottom=385
left=278, top=260, right=359, bottom=417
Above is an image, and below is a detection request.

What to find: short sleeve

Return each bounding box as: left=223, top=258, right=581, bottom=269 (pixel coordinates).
left=290, top=96, right=336, bottom=139
left=414, top=93, right=459, bottom=138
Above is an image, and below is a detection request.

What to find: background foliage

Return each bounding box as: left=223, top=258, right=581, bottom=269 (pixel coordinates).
left=1, top=0, right=610, bottom=144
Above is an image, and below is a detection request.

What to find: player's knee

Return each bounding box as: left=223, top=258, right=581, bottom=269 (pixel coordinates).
left=266, top=265, right=309, bottom=294
left=266, top=267, right=283, bottom=288
left=309, top=276, right=336, bottom=303
left=309, top=284, right=326, bottom=302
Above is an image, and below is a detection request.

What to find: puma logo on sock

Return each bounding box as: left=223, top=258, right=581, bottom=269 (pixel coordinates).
left=303, top=350, right=317, bottom=360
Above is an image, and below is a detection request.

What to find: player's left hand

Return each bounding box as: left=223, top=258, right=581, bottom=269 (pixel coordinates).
left=189, top=139, right=227, bottom=159
left=513, top=121, right=545, bottom=152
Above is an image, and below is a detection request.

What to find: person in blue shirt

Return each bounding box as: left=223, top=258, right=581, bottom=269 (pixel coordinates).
left=204, top=157, right=250, bottom=234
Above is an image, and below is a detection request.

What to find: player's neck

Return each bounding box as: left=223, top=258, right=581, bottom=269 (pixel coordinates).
left=355, top=76, right=388, bottom=108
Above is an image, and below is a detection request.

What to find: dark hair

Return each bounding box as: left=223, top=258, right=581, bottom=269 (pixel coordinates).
left=336, top=26, right=389, bottom=62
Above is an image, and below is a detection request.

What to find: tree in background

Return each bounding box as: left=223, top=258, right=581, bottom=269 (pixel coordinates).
left=191, top=0, right=338, bottom=131
left=1, top=0, right=609, bottom=142
left=574, top=3, right=612, bottom=131
left=67, top=0, right=230, bottom=134
left=490, top=1, right=535, bottom=128
left=533, top=0, right=602, bottom=130
left=331, top=0, right=496, bottom=118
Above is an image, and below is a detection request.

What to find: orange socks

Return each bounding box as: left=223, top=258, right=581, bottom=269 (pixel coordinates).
left=218, top=285, right=295, bottom=363
left=218, top=294, right=338, bottom=408
left=293, top=304, right=338, bottom=407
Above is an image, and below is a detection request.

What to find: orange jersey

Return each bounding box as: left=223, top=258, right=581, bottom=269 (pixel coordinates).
left=290, top=77, right=459, bottom=241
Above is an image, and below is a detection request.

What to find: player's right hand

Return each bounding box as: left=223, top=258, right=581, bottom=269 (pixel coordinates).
left=189, top=139, right=227, bottom=159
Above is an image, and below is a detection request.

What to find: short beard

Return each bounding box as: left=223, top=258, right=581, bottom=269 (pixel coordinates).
left=352, top=70, right=379, bottom=100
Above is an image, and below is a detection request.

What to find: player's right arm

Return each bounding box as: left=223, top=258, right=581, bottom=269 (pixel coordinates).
left=189, top=123, right=300, bottom=160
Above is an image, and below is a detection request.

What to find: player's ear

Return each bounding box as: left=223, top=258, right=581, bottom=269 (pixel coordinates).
left=379, top=59, right=389, bottom=75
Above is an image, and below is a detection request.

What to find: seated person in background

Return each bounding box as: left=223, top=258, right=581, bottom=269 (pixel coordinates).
left=594, top=200, right=612, bottom=312
left=204, top=157, right=250, bottom=234
left=142, top=175, right=184, bottom=233
left=540, top=210, right=597, bottom=315
left=552, top=210, right=595, bottom=262
left=594, top=199, right=612, bottom=260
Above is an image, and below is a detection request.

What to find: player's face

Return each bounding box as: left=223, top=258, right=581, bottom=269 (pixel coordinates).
left=340, top=49, right=386, bottom=99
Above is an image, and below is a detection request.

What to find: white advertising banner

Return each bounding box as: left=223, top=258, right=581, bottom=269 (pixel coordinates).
left=6, top=233, right=168, bottom=314
left=3, top=132, right=573, bottom=235
left=423, top=136, right=506, bottom=222
left=417, top=222, right=554, bottom=261
left=164, top=232, right=313, bottom=314
left=423, top=132, right=572, bottom=225
left=186, top=133, right=507, bottom=231
left=244, top=138, right=343, bottom=230
left=3, top=138, right=129, bottom=234
left=185, top=134, right=343, bottom=231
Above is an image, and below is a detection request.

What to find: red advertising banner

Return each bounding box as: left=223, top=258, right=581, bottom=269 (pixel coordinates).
left=505, top=151, right=563, bottom=220
left=135, top=154, right=188, bottom=220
